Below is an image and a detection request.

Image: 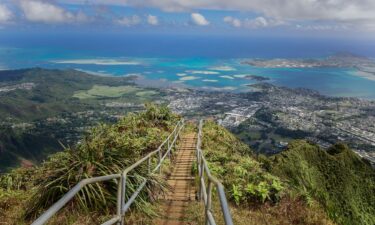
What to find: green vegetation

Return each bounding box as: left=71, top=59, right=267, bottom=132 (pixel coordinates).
left=0, top=104, right=179, bottom=224
left=202, top=121, right=283, bottom=205
left=0, top=127, right=60, bottom=172
left=136, top=90, right=159, bottom=97
left=0, top=68, right=165, bottom=172
left=269, top=140, right=375, bottom=225
left=205, top=121, right=374, bottom=224
left=200, top=120, right=333, bottom=225
left=0, top=68, right=164, bottom=122
left=73, top=85, right=140, bottom=99
left=0, top=68, right=131, bottom=121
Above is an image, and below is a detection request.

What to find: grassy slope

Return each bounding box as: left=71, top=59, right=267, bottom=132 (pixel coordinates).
left=199, top=121, right=333, bottom=225
left=0, top=105, right=178, bottom=224
left=204, top=121, right=374, bottom=225
left=0, top=128, right=60, bottom=172
left=269, top=141, right=375, bottom=225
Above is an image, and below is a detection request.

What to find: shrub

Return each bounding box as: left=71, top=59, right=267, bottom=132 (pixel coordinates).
left=23, top=104, right=180, bottom=219
left=201, top=120, right=284, bottom=206
left=270, top=140, right=375, bottom=225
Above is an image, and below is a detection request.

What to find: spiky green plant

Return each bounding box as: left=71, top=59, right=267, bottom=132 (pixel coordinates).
left=24, top=104, right=179, bottom=219
left=201, top=120, right=284, bottom=205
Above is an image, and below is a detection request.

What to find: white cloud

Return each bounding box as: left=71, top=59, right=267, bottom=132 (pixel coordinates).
left=247, top=17, right=268, bottom=28
left=296, top=24, right=349, bottom=31
left=58, top=0, right=375, bottom=25
left=244, top=16, right=285, bottom=28
left=223, top=16, right=241, bottom=27
left=20, top=0, right=88, bottom=24
left=223, top=16, right=284, bottom=29
left=0, top=4, right=13, bottom=23
left=116, top=15, right=141, bottom=26
left=191, top=13, right=210, bottom=26
left=147, top=14, right=159, bottom=25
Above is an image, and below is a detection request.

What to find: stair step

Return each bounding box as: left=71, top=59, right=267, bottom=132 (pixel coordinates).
left=153, top=131, right=198, bottom=225
left=164, top=195, right=196, bottom=201
left=168, top=177, right=195, bottom=180
left=154, top=218, right=189, bottom=225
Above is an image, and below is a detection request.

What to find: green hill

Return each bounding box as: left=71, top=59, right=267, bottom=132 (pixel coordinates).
left=0, top=68, right=164, bottom=173
left=198, top=121, right=374, bottom=225
left=0, top=105, right=179, bottom=224
left=0, top=112, right=374, bottom=225
left=0, top=127, right=60, bottom=172
left=269, top=140, right=375, bottom=225
left=0, top=68, right=135, bottom=121
left=199, top=121, right=333, bottom=225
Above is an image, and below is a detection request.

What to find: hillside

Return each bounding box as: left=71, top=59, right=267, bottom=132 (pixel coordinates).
left=0, top=106, right=374, bottom=224
left=0, top=127, right=60, bottom=172
left=0, top=68, right=164, bottom=172
left=0, top=68, right=145, bottom=121
left=198, top=121, right=374, bottom=225
left=199, top=121, right=334, bottom=225
left=0, top=105, right=179, bottom=224
left=269, top=141, right=375, bottom=225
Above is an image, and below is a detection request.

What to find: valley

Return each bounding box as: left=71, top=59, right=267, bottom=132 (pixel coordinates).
left=1, top=68, right=375, bottom=173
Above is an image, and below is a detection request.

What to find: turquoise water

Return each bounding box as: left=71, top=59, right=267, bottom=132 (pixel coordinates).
left=1, top=46, right=375, bottom=99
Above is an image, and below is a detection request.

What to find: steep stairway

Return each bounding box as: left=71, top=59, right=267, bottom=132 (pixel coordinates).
left=154, top=132, right=197, bottom=225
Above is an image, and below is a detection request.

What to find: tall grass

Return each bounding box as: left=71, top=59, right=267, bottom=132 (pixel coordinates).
left=23, top=104, right=179, bottom=219
left=201, top=120, right=283, bottom=206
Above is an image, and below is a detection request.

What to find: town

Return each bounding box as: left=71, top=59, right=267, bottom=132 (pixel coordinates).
left=166, top=83, right=375, bottom=164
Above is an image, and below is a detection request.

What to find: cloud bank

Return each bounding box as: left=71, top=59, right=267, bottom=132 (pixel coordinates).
left=57, top=0, right=375, bottom=23
left=20, top=0, right=88, bottom=24
left=0, top=0, right=373, bottom=32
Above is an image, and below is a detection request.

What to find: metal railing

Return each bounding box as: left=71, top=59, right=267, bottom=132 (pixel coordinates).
left=196, top=119, right=234, bottom=225
left=32, top=119, right=185, bottom=225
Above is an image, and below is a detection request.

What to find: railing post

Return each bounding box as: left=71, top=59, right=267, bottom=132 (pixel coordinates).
left=197, top=154, right=201, bottom=201
left=147, top=157, right=151, bottom=174
left=116, top=177, right=122, bottom=225
left=167, top=137, right=171, bottom=160
left=120, top=173, right=127, bottom=225
left=158, top=148, right=162, bottom=174
left=206, top=181, right=213, bottom=225
left=200, top=161, right=205, bottom=202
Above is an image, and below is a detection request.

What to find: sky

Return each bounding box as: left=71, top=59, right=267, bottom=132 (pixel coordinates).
left=0, top=0, right=375, bottom=38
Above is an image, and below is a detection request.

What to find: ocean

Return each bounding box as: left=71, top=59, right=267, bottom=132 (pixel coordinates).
left=0, top=32, right=375, bottom=99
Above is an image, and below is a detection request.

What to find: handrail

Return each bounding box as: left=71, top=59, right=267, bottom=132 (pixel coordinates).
left=32, top=119, right=185, bottom=225
left=196, top=119, right=234, bottom=225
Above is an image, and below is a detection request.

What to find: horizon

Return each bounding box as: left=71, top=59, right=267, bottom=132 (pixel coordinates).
left=0, top=1, right=374, bottom=60
left=1, top=1, right=375, bottom=39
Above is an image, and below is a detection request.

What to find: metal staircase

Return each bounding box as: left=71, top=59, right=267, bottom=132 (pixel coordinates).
left=32, top=119, right=234, bottom=225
